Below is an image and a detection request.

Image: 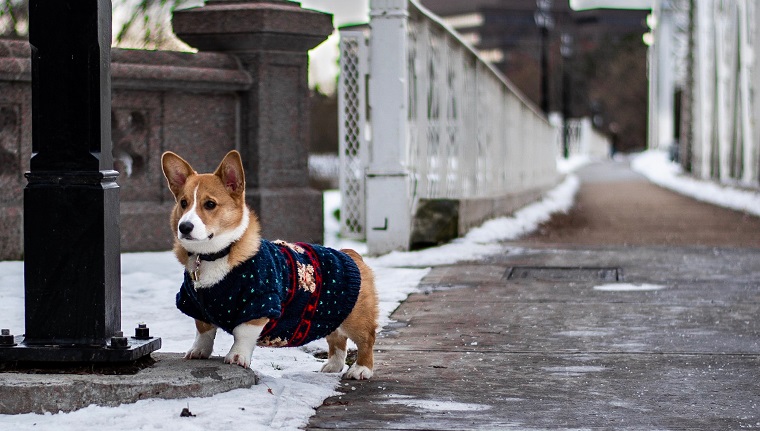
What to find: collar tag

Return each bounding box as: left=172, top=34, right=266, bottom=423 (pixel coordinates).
left=188, top=244, right=233, bottom=283
left=192, top=254, right=201, bottom=282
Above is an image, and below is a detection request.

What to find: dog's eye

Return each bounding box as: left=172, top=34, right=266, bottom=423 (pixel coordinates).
left=204, top=201, right=217, bottom=210
left=180, top=199, right=188, bottom=209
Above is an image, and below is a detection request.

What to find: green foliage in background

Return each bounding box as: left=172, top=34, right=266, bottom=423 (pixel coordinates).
left=0, top=0, right=195, bottom=49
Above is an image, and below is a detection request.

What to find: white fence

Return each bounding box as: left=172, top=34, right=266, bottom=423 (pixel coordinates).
left=690, top=0, right=758, bottom=184
left=339, top=0, right=559, bottom=254
left=651, top=0, right=759, bottom=186
left=557, top=117, right=611, bottom=159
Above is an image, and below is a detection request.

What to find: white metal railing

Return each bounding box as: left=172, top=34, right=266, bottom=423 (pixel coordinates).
left=691, top=0, right=757, bottom=184
left=651, top=0, right=758, bottom=185
left=339, top=0, right=559, bottom=254
left=557, top=117, right=611, bottom=159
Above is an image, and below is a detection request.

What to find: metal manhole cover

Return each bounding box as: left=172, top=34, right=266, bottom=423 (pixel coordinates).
left=506, top=266, right=622, bottom=282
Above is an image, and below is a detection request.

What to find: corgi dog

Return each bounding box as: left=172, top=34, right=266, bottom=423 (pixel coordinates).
left=161, top=150, right=378, bottom=380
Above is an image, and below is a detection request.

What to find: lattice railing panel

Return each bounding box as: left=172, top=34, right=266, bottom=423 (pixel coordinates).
left=338, top=32, right=368, bottom=239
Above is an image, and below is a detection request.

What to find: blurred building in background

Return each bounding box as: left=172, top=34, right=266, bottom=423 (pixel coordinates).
left=420, top=0, right=649, bottom=151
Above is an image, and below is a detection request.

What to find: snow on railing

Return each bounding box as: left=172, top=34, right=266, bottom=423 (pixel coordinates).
left=339, top=0, right=558, bottom=254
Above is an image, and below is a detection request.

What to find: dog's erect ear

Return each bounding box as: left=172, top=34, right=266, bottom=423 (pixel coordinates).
left=161, top=151, right=196, bottom=199
left=214, top=150, right=245, bottom=196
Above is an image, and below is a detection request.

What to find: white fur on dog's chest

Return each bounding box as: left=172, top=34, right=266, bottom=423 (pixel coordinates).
left=187, top=258, right=231, bottom=288
left=181, top=206, right=251, bottom=289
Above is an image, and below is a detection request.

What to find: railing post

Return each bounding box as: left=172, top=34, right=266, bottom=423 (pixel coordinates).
left=752, top=0, right=760, bottom=185
left=649, top=0, right=676, bottom=151
left=366, top=0, right=412, bottom=254
left=173, top=0, right=333, bottom=244
left=737, top=0, right=755, bottom=185
left=0, top=0, right=160, bottom=362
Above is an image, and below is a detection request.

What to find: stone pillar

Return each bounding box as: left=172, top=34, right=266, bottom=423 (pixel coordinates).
left=0, top=0, right=160, bottom=362
left=173, top=0, right=332, bottom=243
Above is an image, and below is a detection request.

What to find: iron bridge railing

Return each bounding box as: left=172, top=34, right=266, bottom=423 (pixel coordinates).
left=339, top=0, right=560, bottom=254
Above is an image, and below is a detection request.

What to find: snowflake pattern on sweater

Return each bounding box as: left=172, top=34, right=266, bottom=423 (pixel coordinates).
left=176, top=240, right=362, bottom=347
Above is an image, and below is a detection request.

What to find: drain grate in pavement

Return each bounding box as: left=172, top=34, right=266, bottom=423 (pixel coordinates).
left=506, top=266, right=622, bottom=282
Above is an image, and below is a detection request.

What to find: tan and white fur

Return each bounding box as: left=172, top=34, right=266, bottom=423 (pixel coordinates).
left=161, top=150, right=379, bottom=380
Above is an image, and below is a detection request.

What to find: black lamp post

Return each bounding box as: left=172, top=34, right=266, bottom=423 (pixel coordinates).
left=561, top=33, right=573, bottom=159
left=0, top=0, right=160, bottom=363
left=534, top=0, right=553, bottom=115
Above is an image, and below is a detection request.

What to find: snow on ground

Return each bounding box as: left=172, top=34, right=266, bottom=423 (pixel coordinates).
left=0, top=157, right=584, bottom=430
left=557, top=153, right=591, bottom=175
left=631, top=150, right=760, bottom=216
left=593, top=283, right=666, bottom=292
left=1, top=151, right=755, bottom=428
left=368, top=174, right=580, bottom=268
left=379, top=396, right=492, bottom=412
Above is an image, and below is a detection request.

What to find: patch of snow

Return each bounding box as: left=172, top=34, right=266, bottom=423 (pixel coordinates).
left=557, top=154, right=592, bottom=174
left=381, top=398, right=492, bottom=412
left=556, top=330, right=614, bottom=337
left=542, top=366, right=607, bottom=376
left=593, top=283, right=666, bottom=292
left=308, top=154, right=340, bottom=188
left=322, top=190, right=368, bottom=254
left=369, top=174, right=580, bottom=268
left=463, top=175, right=579, bottom=244
left=308, top=154, right=340, bottom=178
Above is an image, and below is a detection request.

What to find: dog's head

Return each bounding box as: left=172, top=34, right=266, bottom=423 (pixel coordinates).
left=161, top=150, right=251, bottom=255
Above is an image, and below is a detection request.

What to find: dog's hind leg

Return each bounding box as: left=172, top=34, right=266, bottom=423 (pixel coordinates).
left=320, top=329, right=349, bottom=373
left=186, top=319, right=217, bottom=359
left=342, top=324, right=376, bottom=380
left=339, top=249, right=379, bottom=380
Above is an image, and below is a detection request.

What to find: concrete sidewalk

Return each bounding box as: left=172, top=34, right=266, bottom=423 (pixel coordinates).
left=308, top=161, right=760, bottom=430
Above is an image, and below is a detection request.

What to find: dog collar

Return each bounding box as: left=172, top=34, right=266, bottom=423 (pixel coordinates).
left=188, top=245, right=232, bottom=262
left=188, top=245, right=232, bottom=282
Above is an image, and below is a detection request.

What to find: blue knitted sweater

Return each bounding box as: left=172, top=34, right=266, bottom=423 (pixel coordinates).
left=176, top=240, right=362, bottom=347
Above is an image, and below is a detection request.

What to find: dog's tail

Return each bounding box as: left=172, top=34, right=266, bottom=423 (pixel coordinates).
left=340, top=248, right=365, bottom=263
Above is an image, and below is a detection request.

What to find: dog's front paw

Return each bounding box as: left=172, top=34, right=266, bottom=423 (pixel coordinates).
left=185, top=324, right=216, bottom=360
left=224, top=350, right=251, bottom=368
left=320, top=359, right=346, bottom=374
left=184, top=346, right=212, bottom=360
left=225, top=321, right=265, bottom=369
left=320, top=349, right=347, bottom=373
left=343, top=364, right=373, bottom=380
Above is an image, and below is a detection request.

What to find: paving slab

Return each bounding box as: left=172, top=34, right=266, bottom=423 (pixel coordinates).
left=313, top=352, right=760, bottom=430
left=309, top=246, right=760, bottom=430
left=308, top=162, right=760, bottom=431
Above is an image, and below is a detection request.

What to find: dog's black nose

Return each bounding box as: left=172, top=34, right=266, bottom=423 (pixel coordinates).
left=179, top=221, right=194, bottom=235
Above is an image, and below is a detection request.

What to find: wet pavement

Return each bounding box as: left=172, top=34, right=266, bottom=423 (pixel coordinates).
left=307, top=161, right=760, bottom=430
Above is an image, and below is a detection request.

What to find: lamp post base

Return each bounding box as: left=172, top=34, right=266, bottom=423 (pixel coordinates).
left=0, top=336, right=161, bottom=363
